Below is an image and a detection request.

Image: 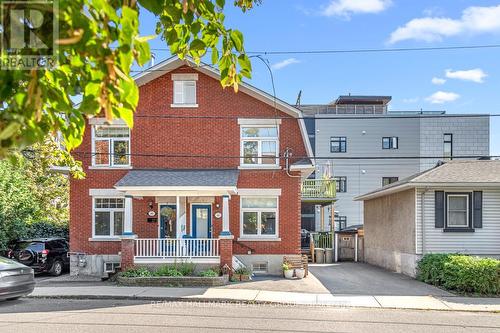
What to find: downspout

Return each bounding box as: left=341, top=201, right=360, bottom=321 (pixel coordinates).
left=284, top=148, right=302, bottom=178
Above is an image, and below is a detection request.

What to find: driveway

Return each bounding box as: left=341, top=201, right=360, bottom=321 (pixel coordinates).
left=309, top=262, right=453, bottom=296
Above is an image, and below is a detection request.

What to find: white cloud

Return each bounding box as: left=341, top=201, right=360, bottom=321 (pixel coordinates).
left=271, top=58, right=300, bottom=70
left=425, top=91, right=460, bottom=104
left=322, top=0, right=392, bottom=17
left=431, top=77, right=446, bottom=85
left=388, top=5, right=500, bottom=43
left=445, top=68, right=487, bottom=83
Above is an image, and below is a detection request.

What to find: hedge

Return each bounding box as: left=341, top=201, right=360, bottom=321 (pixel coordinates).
left=417, top=253, right=500, bottom=295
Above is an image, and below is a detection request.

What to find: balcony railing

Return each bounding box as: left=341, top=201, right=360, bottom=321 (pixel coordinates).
left=301, top=179, right=336, bottom=199
left=135, top=238, right=219, bottom=259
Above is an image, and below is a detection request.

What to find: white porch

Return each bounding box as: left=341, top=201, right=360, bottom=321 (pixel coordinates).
left=114, top=169, right=238, bottom=264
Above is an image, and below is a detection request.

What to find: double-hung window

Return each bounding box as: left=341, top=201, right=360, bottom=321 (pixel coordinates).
left=241, top=126, right=279, bottom=166
left=330, top=137, right=347, bottom=153
left=382, top=137, right=398, bottom=149
left=172, top=73, right=198, bottom=106
left=92, top=126, right=130, bottom=167
left=241, top=197, right=278, bottom=238
left=93, top=198, right=124, bottom=237
left=446, top=194, right=469, bottom=228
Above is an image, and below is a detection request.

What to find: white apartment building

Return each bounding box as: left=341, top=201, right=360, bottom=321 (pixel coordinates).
left=300, top=96, right=490, bottom=230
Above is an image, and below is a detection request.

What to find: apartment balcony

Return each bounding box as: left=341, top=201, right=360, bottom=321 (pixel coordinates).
left=301, top=179, right=336, bottom=204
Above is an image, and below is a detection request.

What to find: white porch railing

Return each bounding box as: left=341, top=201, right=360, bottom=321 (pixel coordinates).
left=134, top=238, right=220, bottom=259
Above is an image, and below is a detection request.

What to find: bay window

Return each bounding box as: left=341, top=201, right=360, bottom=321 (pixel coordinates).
left=240, top=126, right=279, bottom=166
left=241, top=197, right=278, bottom=238
left=93, top=198, right=124, bottom=237
left=92, top=126, right=130, bottom=167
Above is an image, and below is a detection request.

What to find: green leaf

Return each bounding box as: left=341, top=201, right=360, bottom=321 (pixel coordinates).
left=190, top=39, right=206, bottom=52
left=211, top=47, right=219, bottom=65
left=138, top=0, right=164, bottom=15
left=216, top=0, right=226, bottom=8
left=230, top=30, right=244, bottom=52
left=0, top=123, right=20, bottom=141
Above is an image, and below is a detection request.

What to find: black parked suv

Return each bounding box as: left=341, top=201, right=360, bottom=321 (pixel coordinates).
left=7, top=238, right=69, bottom=276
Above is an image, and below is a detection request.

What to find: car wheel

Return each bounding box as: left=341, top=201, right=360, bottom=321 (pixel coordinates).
left=50, top=260, right=63, bottom=276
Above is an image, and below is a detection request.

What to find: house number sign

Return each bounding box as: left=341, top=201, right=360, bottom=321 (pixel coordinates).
left=214, top=212, right=222, bottom=219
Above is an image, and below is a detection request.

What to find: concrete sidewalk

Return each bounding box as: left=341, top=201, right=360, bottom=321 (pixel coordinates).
left=29, top=285, right=500, bottom=312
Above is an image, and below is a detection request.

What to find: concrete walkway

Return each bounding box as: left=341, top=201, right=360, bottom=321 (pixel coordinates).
left=29, top=285, right=500, bottom=312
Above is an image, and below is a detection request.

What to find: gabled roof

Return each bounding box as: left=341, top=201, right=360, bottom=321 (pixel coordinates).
left=355, top=160, right=500, bottom=201
left=133, top=56, right=314, bottom=160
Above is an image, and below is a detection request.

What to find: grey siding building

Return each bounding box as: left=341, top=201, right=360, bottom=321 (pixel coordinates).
left=300, top=96, right=490, bottom=230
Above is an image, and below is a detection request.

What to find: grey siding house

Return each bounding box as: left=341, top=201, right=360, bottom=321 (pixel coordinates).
left=355, top=160, right=500, bottom=277
left=300, top=96, right=490, bottom=229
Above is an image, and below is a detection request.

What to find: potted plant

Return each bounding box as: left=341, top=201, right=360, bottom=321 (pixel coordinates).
left=282, top=261, right=293, bottom=279
left=233, top=267, right=251, bottom=281
left=295, top=268, right=305, bottom=279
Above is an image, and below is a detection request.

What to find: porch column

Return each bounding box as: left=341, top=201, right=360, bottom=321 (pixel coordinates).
left=123, top=195, right=134, bottom=236
left=219, top=195, right=233, bottom=271
left=121, top=195, right=136, bottom=270
left=220, top=195, right=231, bottom=236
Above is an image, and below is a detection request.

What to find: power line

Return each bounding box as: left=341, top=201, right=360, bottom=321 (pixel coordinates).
left=146, top=43, right=500, bottom=55
left=70, top=151, right=498, bottom=160
left=132, top=113, right=499, bottom=120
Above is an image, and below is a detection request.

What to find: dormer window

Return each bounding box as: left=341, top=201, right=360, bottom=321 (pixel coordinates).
left=171, top=73, right=198, bottom=107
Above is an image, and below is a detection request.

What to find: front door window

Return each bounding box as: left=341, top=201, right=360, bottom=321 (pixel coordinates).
left=192, top=205, right=211, bottom=238
left=160, top=205, right=176, bottom=238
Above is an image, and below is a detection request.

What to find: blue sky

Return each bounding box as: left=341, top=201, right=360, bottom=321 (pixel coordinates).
left=138, top=0, right=500, bottom=155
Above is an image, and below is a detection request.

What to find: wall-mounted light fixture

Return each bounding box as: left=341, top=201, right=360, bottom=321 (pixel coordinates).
left=148, top=201, right=154, bottom=210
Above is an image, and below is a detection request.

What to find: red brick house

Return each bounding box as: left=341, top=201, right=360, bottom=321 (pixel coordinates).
left=69, top=56, right=317, bottom=276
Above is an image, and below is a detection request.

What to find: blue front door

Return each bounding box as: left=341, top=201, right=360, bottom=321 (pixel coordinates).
left=159, top=204, right=176, bottom=238
left=192, top=205, right=212, bottom=238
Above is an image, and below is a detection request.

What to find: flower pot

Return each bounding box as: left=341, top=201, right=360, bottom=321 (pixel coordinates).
left=284, top=269, right=294, bottom=279
left=295, top=268, right=305, bottom=279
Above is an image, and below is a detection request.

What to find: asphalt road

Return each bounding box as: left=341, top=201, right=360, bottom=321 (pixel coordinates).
left=0, top=298, right=498, bottom=333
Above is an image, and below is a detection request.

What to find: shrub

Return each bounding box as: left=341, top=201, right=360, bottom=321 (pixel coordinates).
left=121, top=267, right=152, bottom=278
left=155, top=265, right=183, bottom=277
left=173, top=262, right=196, bottom=276
left=417, top=254, right=500, bottom=295
left=199, top=269, right=218, bottom=277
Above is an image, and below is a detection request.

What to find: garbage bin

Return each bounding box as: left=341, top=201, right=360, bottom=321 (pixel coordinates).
left=324, top=248, right=333, bottom=263
left=315, top=248, right=325, bottom=263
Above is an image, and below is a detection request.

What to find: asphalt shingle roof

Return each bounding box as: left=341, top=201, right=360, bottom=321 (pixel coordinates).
left=356, top=160, right=500, bottom=200
left=115, top=169, right=239, bottom=187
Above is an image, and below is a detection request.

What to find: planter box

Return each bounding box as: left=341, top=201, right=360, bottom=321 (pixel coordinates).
left=117, top=274, right=229, bottom=287
left=233, top=274, right=251, bottom=281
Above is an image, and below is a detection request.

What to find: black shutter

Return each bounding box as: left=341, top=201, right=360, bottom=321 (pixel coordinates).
left=435, top=191, right=445, bottom=228
left=473, top=191, right=483, bottom=228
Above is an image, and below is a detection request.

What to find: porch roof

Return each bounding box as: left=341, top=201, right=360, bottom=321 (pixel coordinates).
left=115, top=169, right=239, bottom=188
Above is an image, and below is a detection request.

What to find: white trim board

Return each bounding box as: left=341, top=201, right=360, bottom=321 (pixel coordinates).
left=89, top=189, right=124, bottom=197
left=237, top=188, right=282, bottom=196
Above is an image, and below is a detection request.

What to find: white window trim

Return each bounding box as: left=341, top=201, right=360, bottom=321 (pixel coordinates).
left=240, top=124, right=280, bottom=167
left=446, top=194, right=469, bottom=228
left=92, top=197, right=126, bottom=238
left=91, top=125, right=131, bottom=168
left=238, top=188, right=281, bottom=196
left=239, top=196, right=279, bottom=239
